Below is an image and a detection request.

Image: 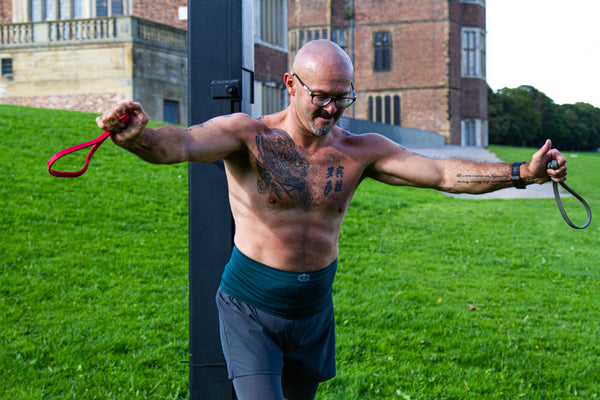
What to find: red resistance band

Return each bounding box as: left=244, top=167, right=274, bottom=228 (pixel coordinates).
left=47, top=113, right=130, bottom=178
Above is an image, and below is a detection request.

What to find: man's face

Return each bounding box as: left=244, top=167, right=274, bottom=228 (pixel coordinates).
left=293, top=74, right=354, bottom=137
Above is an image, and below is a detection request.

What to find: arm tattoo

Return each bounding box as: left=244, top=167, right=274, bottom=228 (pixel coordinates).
left=255, top=128, right=311, bottom=205
left=456, top=173, right=511, bottom=185
left=185, top=122, right=208, bottom=131
left=184, top=115, right=232, bottom=131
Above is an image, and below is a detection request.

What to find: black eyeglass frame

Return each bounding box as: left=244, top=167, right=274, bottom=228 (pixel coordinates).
left=293, top=73, right=356, bottom=108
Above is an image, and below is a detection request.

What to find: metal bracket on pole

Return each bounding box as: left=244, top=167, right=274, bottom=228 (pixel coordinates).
left=211, top=79, right=242, bottom=100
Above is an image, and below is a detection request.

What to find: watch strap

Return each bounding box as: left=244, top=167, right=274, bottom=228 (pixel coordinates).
left=511, top=161, right=526, bottom=189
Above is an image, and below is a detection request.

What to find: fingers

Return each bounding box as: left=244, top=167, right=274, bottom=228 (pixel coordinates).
left=546, top=153, right=567, bottom=183
left=526, top=139, right=568, bottom=184
left=542, top=146, right=568, bottom=183
left=96, top=101, right=149, bottom=148
left=96, top=101, right=141, bottom=132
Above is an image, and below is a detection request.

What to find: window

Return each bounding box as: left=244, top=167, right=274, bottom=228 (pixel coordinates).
left=462, top=119, right=476, bottom=146
left=462, top=28, right=486, bottom=78
left=330, top=29, right=346, bottom=49
left=30, top=0, right=83, bottom=21
left=292, top=28, right=348, bottom=53
left=393, top=95, right=401, bottom=125
left=260, top=82, right=287, bottom=115
left=375, top=96, right=382, bottom=122
left=368, top=94, right=401, bottom=126
left=384, top=96, right=391, bottom=124
left=461, top=119, right=488, bottom=146
left=96, top=0, right=124, bottom=17
left=461, top=0, right=485, bottom=6
left=255, top=0, right=287, bottom=49
left=1, top=59, right=13, bottom=77
left=295, top=28, right=329, bottom=49
left=251, top=81, right=287, bottom=117
left=374, top=32, right=391, bottom=71
left=163, top=100, right=180, bottom=125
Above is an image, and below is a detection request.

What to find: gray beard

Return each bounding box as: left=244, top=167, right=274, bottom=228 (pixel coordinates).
left=311, top=109, right=343, bottom=136
left=311, top=124, right=333, bottom=137
left=311, top=116, right=337, bottom=136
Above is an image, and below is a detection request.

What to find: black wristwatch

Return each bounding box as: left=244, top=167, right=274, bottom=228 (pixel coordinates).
left=511, top=162, right=526, bottom=189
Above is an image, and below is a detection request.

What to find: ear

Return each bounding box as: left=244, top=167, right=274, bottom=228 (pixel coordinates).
left=284, top=73, right=295, bottom=95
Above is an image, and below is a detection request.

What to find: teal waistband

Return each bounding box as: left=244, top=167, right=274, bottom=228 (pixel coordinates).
left=220, top=247, right=337, bottom=318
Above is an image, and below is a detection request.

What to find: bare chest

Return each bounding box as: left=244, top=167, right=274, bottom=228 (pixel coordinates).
left=247, top=128, right=363, bottom=212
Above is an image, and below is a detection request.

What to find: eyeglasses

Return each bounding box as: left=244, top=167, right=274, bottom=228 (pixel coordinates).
left=293, top=73, right=356, bottom=108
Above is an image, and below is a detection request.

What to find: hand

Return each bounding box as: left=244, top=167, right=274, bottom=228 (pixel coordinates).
left=96, top=101, right=149, bottom=147
left=525, top=139, right=567, bottom=184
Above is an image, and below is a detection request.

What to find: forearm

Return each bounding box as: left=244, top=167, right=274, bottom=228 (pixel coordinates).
left=440, top=159, right=548, bottom=194
left=438, top=159, right=518, bottom=194
left=119, top=125, right=187, bottom=164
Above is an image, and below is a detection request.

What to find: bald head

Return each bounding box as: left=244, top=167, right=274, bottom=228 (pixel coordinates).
left=292, top=39, right=354, bottom=81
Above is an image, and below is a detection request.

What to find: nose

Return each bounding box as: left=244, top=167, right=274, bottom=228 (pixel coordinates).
left=322, top=101, right=338, bottom=114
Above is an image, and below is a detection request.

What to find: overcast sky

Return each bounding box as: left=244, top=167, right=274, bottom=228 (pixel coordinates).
left=486, top=0, right=600, bottom=108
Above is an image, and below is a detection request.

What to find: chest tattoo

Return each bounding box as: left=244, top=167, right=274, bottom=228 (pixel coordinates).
left=255, top=128, right=310, bottom=203
left=324, top=165, right=344, bottom=195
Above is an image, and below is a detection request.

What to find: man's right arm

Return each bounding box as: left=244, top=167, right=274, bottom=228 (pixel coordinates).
left=96, top=101, right=246, bottom=164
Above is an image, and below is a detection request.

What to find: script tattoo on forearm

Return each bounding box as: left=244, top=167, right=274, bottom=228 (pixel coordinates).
left=456, top=173, right=511, bottom=185
left=255, top=128, right=312, bottom=206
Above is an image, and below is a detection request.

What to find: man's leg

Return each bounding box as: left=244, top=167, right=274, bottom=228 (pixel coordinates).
left=281, top=373, right=319, bottom=400
left=233, top=374, right=284, bottom=400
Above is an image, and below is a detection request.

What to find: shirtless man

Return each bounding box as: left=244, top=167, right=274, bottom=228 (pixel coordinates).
left=97, top=39, right=567, bottom=400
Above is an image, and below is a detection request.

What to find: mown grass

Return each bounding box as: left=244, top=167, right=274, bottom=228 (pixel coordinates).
left=1, top=105, right=189, bottom=399
left=1, top=104, right=599, bottom=399
left=328, top=146, right=600, bottom=399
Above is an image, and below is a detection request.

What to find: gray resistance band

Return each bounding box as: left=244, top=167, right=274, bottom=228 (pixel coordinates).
left=547, top=160, right=591, bottom=229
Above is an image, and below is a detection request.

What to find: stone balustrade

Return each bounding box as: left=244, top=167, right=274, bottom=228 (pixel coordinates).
left=0, top=16, right=186, bottom=49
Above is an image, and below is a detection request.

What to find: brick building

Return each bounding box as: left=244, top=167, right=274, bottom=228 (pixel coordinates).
left=0, top=0, right=289, bottom=122
left=2, top=0, right=486, bottom=145
left=289, top=0, right=488, bottom=145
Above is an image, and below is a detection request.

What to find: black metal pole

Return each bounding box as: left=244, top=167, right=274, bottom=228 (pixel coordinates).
left=187, top=1, right=253, bottom=398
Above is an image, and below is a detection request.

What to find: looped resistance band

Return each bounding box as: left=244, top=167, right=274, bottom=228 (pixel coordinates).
left=47, top=113, right=130, bottom=178
left=547, top=160, right=592, bottom=229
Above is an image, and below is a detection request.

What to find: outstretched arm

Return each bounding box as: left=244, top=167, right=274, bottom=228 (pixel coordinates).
left=365, top=136, right=567, bottom=194
left=96, top=101, right=248, bottom=164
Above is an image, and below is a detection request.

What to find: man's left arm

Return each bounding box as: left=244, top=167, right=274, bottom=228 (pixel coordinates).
left=366, top=137, right=567, bottom=194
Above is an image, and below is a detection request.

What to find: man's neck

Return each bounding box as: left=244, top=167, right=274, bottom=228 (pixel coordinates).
left=276, top=109, right=336, bottom=151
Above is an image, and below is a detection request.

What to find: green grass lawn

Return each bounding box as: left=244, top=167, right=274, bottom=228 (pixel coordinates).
left=1, top=105, right=599, bottom=399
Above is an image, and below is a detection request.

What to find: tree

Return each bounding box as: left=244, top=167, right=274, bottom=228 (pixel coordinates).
left=489, top=86, right=541, bottom=146
left=488, top=85, right=600, bottom=151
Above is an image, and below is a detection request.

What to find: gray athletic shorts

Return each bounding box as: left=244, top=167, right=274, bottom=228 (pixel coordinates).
left=215, top=287, right=336, bottom=381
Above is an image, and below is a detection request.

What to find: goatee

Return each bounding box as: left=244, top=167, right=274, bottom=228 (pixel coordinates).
left=311, top=110, right=339, bottom=136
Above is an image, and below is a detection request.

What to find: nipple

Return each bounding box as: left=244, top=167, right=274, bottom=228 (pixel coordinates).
left=268, top=196, right=277, bottom=204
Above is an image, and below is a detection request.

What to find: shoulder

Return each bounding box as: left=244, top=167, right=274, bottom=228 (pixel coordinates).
left=216, top=112, right=262, bottom=130
left=335, top=128, right=406, bottom=153
left=186, top=112, right=258, bottom=132
left=189, top=113, right=265, bottom=142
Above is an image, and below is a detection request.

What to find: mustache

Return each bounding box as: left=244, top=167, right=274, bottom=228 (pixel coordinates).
left=314, top=110, right=337, bottom=119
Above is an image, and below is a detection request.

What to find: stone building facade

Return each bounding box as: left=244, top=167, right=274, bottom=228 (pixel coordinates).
left=0, top=0, right=289, bottom=123
left=2, top=0, right=486, bottom=144
left=0, top=0, right=188, bottom=122
left=289, top=0, right=488, bottom=145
